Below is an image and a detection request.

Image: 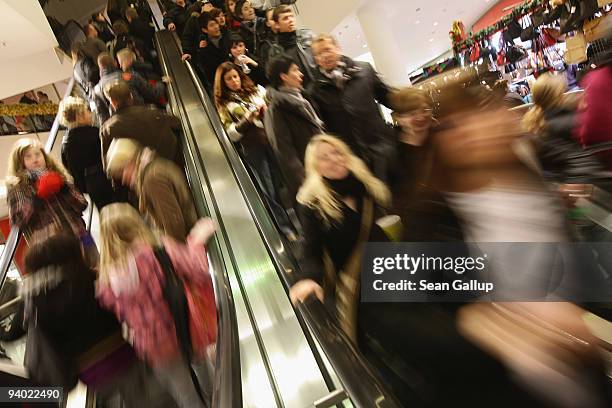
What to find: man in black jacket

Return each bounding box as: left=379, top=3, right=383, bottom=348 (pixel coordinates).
left=307, top=34, right=395, bottom=181
left=262, top=5, right=316, bottom=86
left=163, top=0, right=192, bottom=35
left=125, top=7, right=155, bottom=49
left=235, top=0, right=267, bottom=58
left=196, top=13, right=230, bottom=86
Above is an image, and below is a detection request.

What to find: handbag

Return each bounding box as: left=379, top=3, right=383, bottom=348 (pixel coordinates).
left=542, top=27, right=562, bottom=46
left=580, top=0, right=600, bottom=21
left=583, top=12, right=612, bottom=43
left=521, top=16, right=539, bottom=42
left=544, top=4, right=565, bottom=24
left=25, top=316, right=78, bottom=388
left=560, top=0, right=583, bottom=33
left=565, top=31, right=588, bottom=62
left=507, top=19, right=523, bottom=39
left=506, top=44, right=528, bottom=64
left=153, top=246, right=206, bottom=403
left=469, top=41, right=481, bottom=63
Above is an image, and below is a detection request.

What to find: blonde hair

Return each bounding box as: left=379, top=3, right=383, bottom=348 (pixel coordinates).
left=116, top=48, right=136, bottom=66
left=6, top=138, right=71, bottom=187
left=99, top=203, right=158, bottom=283
left=312, top=33, right=338, bottom=47
left=106, top=138, right=142, bottom=180
left=58, top=96, right=89, bottom=128
left=297, top=134, right=390, bottom=224
left=390, top=87, right=432, bottom=114
left=523, top=73, right=566, bottom=135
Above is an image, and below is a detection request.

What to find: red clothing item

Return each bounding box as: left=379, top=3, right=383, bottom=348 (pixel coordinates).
left=579, top=66, right=612, bottom=147
left=97, top=237, right=217, bottom=367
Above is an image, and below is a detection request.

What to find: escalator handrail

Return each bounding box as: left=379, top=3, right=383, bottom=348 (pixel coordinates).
left=182, top=61, right=403, bottom=408
left=154, top=31, right=242, bottom=408
left=0, top=77, right=76, bottom=290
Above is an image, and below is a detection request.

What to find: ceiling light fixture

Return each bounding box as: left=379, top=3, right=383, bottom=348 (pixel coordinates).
left=433, top=22, right=438, bottom=26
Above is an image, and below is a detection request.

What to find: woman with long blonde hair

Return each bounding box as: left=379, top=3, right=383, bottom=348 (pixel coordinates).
left=290, top=135, right=390, bottom=342
left=5, top=138, right=89, bottom=244
left=97, top=203, right=218, bottom=408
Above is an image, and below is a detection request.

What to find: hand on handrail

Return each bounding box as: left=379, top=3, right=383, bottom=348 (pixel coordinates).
left=290, top=279, right=324, bottom=305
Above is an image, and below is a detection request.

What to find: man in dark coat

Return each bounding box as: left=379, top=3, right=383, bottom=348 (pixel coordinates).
left=262, top=5, right=316, bottom=86
left=307, top=34, right=396, bottom=181
left=235, top=0, right=267, bottom=58
left=100, top=82, right=180, bottom=166
left=163, top=0, right=192, bottom=35
left=125, top=7, right=155, bottom=49
left=264, top=55, right=324, bottom=202
left=196, top=12, right=230, bottom=86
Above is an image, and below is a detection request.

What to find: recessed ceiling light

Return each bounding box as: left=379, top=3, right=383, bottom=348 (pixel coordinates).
left=415, top=20, right=421, bottom=24
left=433, top=22, right=438, bottom=26
left=429, top=38, right=434, bottom=42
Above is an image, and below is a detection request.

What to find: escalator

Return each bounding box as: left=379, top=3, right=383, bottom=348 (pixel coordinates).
left=0, top=2, right=400, bottom=407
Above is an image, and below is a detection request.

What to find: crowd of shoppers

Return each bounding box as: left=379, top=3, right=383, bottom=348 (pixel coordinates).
left=4, top=2, right=611, bottom=408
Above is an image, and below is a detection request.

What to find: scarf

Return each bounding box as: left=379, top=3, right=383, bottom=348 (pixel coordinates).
left=279, top=86, right=324, bottom=129
left=320, top=60, right=350, bottom=89
left=324, top=173, right=365, bottom=199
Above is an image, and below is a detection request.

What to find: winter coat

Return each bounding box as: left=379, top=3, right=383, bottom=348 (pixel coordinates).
left=579, top=66, right=612, bottom=148
left=196, top=33, right=231, bottom=86
left=119, top=69, right=166, bottom=107
left=180, top=13, right=202, bottom=57
left=97, top=236, right=217, bottom=367
left=73, top=56, right=99, bottom=98
left=307, top=56, right=396, bottom=170
left=136, top=156, right=198, bottom=241
left=92, top=67, right=124, bottom=124
left=100, top=104, right=180, bottom=165
left=262, top=30, right=316, bottom=86
left=263, top=87, right=324, bottom=201
left=61, top=125, right=116, bottom=210
left=7, top=176, right=88, bottom=242
left=163, top=2, right=192, bottom=36
left=218, top=85, right=269, bottom=149
left=128, top=17, right=155, bottom=49
left=239, top=17, right=268, bottom=58
left=21, top=262, right=131, bottom=388
left=81, top=38, right=107, bottom=62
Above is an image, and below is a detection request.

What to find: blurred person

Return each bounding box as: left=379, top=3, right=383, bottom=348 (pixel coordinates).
left=82, top=23, right=108, bottom=62
left=97, top=204, right=217, bottom=408
left=210, top=7, right=228, bottom=32
left=108, top=20, right=149, bottom=61
left=59, top=96, right=116, bottom=210
left=196, top=12, right=231, bottom=86
left=5, top=139, right=93, bottom=259
left=164, top=0, right=192, bottom=35
left=21, top=232, right=160, bottom=407
left=91, top=11, right=115, bottom=43
left=92, top=52, right=126, bottom=124
left=181, top=1, right=208, bottom=61
left=263, top=5, right=316, bottom=85
left=125, top=7, right=155, bottom=49
left=308, top=34, right=396, bottom=182
left=116, top=48, right=167, bottom=106
left=116, top=43, right=157, bottom=79
left=228, top=35, right=267, bottom=85
left=36, top=92, right=50, bottom=103
left=235, top=1, right=267, bottom=58
left=264, top=55, right=324, bottom=203
left=106, top=138, right=196, bottom=241
left=71, top=43, right=100, bottom=99
left=214, top=62, right=293, bottom=237
left=523, top=73, right=606, bottom=184
left=578, top=29, right=612, bottom=166
left=106, top=0, right=130, bottom=23
left=19, top=91, right=38, bottom=105
left=387, top=87, right=464, bottom=242
left=101, top=81, right=179, bottom=165
left=492, top=79, right=525, bottom=108
left=224, top=0, right=242, bottom=30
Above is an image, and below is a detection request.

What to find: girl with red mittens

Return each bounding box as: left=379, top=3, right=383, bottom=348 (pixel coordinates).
left=6, top=138, right=96, bottom=264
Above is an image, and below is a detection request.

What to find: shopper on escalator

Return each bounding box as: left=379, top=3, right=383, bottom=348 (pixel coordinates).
left=307, top=33, right=396, bottom=182
left=97, top=203, right=217, bottom=408
left=100, top=81, right=179, bottom=165
left=228, top=35, right=268, bottom=85
left=264, top=55, right=324, bottom=204
left=106, top=138, right=197, bottom=241
left=262, top=5, right=316, bottom=85
left=59, top=96, right=117, bottom=211
left=235, top=0, right=267, bottom=59
left=214, top=61, right=294, bottom=239
left=21, top=232, right=162, bottom=407
left=91, top=12, right=115, bottom=44
left=125, top=7, right=155, bottom=51
left=163, top=0, right=193, bottom=36
left=196, top=12, right=231, bottom=87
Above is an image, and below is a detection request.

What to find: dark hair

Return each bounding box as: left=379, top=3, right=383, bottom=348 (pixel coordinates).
left=267, top=54, right=296, bottom=89
left=214, top=61, right=257, bottom=108
left=24, top=232, right=86, bottom=274
left=235, top=0, right=248, bottom=18
left=272, top=5, right=292, bottom=22
left=229, top=33, right=245, bottom=47
left=210, top=7, right=224, bottom=19
left=112, top=19, right=130, bottom=35
left=198, top=12, right=217, bottom=29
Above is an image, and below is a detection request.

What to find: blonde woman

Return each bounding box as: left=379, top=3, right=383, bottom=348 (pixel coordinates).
left=97, top=203, right=217, bottom=408
left=523, top=73, right=604, bottom=183
left=5, top=138, right=88, bottom=244
left=59, top=96, right=116, bottom=210
left=289, top=134, right=390, bottom=342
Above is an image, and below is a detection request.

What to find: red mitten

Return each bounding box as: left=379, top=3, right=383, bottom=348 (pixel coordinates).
left=36, top=171, right=65, bottom=200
